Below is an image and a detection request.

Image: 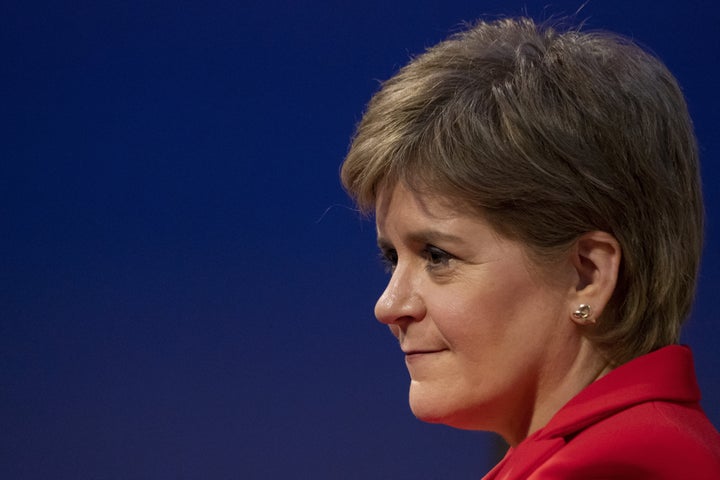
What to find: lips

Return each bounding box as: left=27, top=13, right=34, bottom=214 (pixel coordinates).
left=403, top=349, right=447, bottom=368
left=402, top=348, right=448, bottom=355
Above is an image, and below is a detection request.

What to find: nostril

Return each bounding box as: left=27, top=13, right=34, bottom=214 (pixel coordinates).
left=388, top=324, right=401, bottom=340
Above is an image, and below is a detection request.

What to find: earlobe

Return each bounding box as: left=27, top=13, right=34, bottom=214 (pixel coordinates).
left=569, top=231, right=622, bottom=325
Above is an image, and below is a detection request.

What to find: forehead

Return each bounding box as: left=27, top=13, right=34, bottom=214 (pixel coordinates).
left=374, top=182, right=551, bottom=263
left=374, top=183, right=495, bottom=248
left=376, top=185, right=452, bottom=234
left=375, top=182, right=464, bottom=223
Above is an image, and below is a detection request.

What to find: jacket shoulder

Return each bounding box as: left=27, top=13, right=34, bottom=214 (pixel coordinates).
left=533, top=400, right=720, bottom=479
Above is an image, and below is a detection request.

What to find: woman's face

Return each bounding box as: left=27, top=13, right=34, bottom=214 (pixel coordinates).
left=374, top=183, right=580, bottom=440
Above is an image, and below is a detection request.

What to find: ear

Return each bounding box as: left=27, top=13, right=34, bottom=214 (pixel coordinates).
left=568, top=231, right=622, bottom=325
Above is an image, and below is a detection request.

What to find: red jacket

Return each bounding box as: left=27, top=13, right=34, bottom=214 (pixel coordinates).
left=483, top=345, right=720, bottom=479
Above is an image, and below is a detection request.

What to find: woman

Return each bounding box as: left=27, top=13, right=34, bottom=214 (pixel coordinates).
left=341, top=17, right=720, bottom=478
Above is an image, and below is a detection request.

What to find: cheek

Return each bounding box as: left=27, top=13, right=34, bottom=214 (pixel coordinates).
left=427, top=276, right=535, bottom=347
left=424, top=294, right=487, bottom=349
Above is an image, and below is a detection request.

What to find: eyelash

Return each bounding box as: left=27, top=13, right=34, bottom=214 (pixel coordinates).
left=379, top=249, right=398, bottom=274
left=379, top=245, right=454, bottom=273
left=423, top=245, right=453, bottom=270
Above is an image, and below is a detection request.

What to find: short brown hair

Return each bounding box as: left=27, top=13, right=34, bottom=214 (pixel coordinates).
left=341, top=17, right=703, bottom=365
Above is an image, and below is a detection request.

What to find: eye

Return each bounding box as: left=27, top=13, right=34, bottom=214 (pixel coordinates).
left=423, top=245, right=453, bottom=270
left=379, top=248, right=398, bottom=273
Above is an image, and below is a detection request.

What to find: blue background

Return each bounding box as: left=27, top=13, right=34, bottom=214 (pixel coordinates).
left=2, top=1, right=718, bottom=478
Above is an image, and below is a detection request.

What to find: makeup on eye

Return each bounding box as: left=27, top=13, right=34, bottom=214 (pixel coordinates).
left=379, top=248, right=398, bottom=273
left=377, top=243, right=457, bottom=274
left=422, top=245, right=454, bottom=270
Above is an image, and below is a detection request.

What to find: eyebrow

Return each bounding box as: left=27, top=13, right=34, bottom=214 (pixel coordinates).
left=377, top=229, right=465, bottom=248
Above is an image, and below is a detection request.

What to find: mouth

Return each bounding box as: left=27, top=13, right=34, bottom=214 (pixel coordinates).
left=403, top=349, right=445, bottom=355
left=403, top=348, right=448, bottom=359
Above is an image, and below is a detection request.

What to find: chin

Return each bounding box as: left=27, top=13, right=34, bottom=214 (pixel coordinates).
left=409, top=401, right=444, bottom=423
left=408, top=386, right=494, bottom=431
left=409, top=389, right=471, bottom=428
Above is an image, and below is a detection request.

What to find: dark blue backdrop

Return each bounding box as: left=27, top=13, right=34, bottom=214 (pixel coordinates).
left=2, top=1, right=718, bottom=478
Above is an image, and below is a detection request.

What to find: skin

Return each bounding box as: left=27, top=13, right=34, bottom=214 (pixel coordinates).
left=374, top=183, right=619, bottom=445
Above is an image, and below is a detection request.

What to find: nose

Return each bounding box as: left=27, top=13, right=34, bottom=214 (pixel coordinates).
left=374, top=264, right=425, bottom=326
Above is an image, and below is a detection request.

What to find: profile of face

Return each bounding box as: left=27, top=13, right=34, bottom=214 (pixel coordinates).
left=374, top=183, right=614, bottom=443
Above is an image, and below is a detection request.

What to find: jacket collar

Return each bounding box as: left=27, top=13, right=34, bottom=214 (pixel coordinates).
left=538, top=344, right=700, bottom=440
left=483, top=345, right=700, bottom=479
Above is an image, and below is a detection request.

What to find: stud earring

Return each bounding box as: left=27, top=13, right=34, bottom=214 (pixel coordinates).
left=572, top=304, right=593, bottom=324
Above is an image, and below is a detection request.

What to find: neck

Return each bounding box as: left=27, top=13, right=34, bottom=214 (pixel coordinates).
left=503, top=338, right=611, bottom=446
